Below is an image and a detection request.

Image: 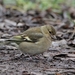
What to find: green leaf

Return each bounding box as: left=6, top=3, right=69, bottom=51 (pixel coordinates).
left=3, top=0, right=17, bottom=6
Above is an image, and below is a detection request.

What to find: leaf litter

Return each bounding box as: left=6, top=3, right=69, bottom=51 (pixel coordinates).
left=0, top=4, right=75, bottom=75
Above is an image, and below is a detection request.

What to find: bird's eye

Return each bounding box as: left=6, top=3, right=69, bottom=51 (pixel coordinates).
left=49, top=31, right=52, bottom=34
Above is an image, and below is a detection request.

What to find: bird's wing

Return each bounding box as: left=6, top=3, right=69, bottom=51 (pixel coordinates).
left=21, top=33, right=43, bottom=43
left=21, top=27, right=44, bottom=42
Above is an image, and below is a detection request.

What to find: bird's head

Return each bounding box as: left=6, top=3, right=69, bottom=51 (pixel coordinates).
left=41, top=25, right=56, bottom=40
left=46, top=25, right=56, bottom=35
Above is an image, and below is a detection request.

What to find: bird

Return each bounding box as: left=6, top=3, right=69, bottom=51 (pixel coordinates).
left=9, top=25, right=56, bottom=55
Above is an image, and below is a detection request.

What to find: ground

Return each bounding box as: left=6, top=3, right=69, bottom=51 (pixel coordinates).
left=0, top=5, right=75, bottom=75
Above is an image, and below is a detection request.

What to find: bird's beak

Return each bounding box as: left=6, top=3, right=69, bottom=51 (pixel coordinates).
left=51, top=35, right=56, bottom=40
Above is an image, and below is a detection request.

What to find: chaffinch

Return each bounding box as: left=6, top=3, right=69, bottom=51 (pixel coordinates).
left=9, top=25, right=56, bottom=55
